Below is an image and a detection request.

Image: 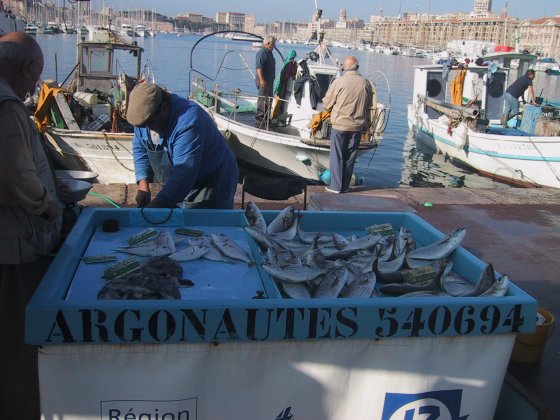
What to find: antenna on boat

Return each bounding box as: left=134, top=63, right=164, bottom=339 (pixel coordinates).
left=309, top=0, right=338, bottom=66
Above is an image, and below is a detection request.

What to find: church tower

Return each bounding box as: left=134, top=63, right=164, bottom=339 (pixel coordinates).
left=473, top=0, right=492, bottom=15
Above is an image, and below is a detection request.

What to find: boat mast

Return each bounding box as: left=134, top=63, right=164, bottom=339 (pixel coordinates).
left=312, top=0, right=337, bottom=66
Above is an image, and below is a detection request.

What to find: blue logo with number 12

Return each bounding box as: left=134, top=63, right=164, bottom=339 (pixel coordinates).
left=381, top=389, right=469, bottom=420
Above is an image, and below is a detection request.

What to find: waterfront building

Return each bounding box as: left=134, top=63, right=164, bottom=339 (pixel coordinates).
left=519, top=16, right=560, bottom=59
left=215, top=11, right=245, bottom=32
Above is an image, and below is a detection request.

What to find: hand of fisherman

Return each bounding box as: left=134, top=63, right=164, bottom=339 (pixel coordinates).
left=135, top=190, right=152, bottom=208
left=145, top=197, right=166, bottom=208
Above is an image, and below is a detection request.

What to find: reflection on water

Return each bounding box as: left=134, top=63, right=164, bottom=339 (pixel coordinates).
left=400, top=131, right=513, bottom=188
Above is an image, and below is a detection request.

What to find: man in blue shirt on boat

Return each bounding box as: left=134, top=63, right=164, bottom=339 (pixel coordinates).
left=502, top=69, right=537, bottom=128
left=255, top=36, right=276, bottom=122
left=126, top=83, right=239, bottom=209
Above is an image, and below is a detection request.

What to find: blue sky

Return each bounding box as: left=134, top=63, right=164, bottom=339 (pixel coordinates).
left=100, top=1, right=558, bottom=22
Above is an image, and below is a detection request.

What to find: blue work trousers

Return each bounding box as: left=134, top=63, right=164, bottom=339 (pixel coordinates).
left=329, top=129, right=361, bottom=192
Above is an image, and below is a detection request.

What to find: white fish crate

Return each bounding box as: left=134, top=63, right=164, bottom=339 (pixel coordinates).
left=25, top=208, right=537, bottom=345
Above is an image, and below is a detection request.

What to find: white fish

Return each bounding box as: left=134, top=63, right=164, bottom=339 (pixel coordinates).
left=203, top=244, right=236, bottom=264
left=280, top=281, right=312, bottom=299
left=211, top=233, right=255, bottom=266
left=296, top=213, right=332, bottom=244
left=243, top=226, right=287, bottom=251
left=267, top=206, right=295, bottom=234
left=479, top=274, right=509, bottom=297
left=457, top=263, right=496, bottom=297
left=115, top=244, right=174, bottom=257
left=313, top=265, right=349, bottom=298
left=341, top=271, right=376, bottom=298
left=169, top=245, right=209, bottom=262
left=406, top=228, right=466, bottom=263
left=156, top=230, right=176, bottom=254
left=245, top=201, right=267, bottom=233
left=262, top=263, right=329, bottom=283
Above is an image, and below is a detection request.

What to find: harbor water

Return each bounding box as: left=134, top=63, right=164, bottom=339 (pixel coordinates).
left=35, top=33, right=560, bottom=188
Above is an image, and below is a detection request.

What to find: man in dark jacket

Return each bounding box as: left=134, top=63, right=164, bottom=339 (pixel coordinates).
left=0, top=32, right=62, bottom=420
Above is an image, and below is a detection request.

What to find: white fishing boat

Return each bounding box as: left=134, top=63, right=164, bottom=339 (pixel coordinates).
left=135, top=23, right=148, bottom=38
left=189, top=25, right=390, bottom=182
left=407, top=55, right=560, bottom=188
left=37, top=25, right=154, bottom=184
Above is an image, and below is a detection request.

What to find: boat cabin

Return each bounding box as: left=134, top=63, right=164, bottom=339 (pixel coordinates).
left=411, top=64, right=510, bottom=122
left=76, top=28, right=144, bottom=95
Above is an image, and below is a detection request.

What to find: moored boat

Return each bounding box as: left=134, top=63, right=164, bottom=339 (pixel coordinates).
left=36, top=25, right=154, bottom=184
left=407, top=56, right=560, bottom=188
left=189, top=27, right=390, bottom=183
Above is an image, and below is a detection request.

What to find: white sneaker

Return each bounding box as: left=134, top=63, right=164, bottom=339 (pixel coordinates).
left=325, top=187, right=340, bottom=194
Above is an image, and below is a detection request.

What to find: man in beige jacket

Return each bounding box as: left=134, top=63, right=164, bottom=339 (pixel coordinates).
left=0, top=32, right=62, bottom=419
left=322, top=56, right=372, bottom=193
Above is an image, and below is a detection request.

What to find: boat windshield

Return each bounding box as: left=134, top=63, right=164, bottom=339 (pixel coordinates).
left=315, top=73, right=335, bottom=100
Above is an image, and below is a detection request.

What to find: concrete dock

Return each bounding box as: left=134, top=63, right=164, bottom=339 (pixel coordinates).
left=79, top=183, right=560, bottom=418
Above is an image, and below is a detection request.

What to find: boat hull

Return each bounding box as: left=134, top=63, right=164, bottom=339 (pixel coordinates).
left=44, top=129, right=135, bottom=184
left=407, top=105, right=560, bottom=188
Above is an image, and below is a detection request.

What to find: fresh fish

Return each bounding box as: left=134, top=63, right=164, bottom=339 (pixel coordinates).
left=115, top=244, right=174, bottom=257
left=457, top=263, right=496, bottom=297
left=377, top=235, right=395, bottom=262
left=380, top=261, right=446, bottom=296
left=378, top=250, right=406, bottom=273
left=245, top=201, right=267, bottom=233
left=202, top=244, right=236, bottom=264
left=296, top=213, right=332, bottom=244
left=341, top=271, right=376, bottom=298
left=406, top=228, right=466, bottom=263
left=399, top=290, right=449, bottom=298
left=156, top=230, right=176, bottom=254
left=262, top=263, right=329, bottom=283
left=340, top=234, right=382, bottom=252
left=280, top=281, right=312, bottom=299
left=267, top=206, right=295, bottom=234
left=272, top=214, right=298, bottom=241
left=333, top=233, right=350, bottom=250
left=440, top=272, right=473, bottom=297
left=313, top=265, right=349, bottom=298
left=169, top=244, right=209, bottom=262
left=480, top=275, right=509, bottom=297
left=211, top=233, right=255, bottom=266
left=243, top=226, right=287, bottom=251
left=395, top=227, right=415, bottom=256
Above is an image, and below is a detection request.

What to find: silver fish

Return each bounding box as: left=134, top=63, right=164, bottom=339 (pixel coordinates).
left=262, top=263, right=329, bottom=283
left=406, top=228, right=466, bottom=264
left=395, top=227, right=415, bottom=256
left=479, top=274, right=509, bottom=297
left=211, top=233, right=255, bottom=266
left=440, top=272, right=473, bottom=297
left=378, top=250, right=407, bottom=273
left=296, top=213, right=333, bottom=244
left=272, top=214, right=298, bottom=241
left=115, top=244, right=174, bottom=257
left=341, top=271, right=376, bottom=298
left=280, top=281, right=312, bottom=299
left=377, top=235, right=395, bottom=262
left=202, top=244, right=236, bottom=264
left=155, top=230, right=176, bottom=254
left=245, top=201, right=267, bottom=233
left=169, top=244, right=209, bottom=262
left=243, top=226, right=287, bottom=251
left=313, top=265, right=349, bottom=298
left=457, top=263, right=496, bottom=297
left=380, top=261, right=447, bottom=296
left=267, top=206, right=295, bottom=234
left=340, top=234, right=382, bottom=252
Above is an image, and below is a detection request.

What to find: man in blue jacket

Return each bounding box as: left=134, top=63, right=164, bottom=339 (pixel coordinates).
left=127, top=83, right=239, bottom=208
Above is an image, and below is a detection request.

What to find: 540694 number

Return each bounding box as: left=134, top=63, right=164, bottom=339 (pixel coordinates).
left=374, top=304, right=525, bottom=338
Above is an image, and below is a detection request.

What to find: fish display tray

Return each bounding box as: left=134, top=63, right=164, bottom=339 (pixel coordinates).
left=25, top=208, right=537, bottom=345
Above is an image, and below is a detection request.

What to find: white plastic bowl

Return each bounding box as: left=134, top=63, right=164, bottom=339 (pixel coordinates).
left=55, top=170, right=99, bottom=183
left=59, top=179, right=93, bottom=204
